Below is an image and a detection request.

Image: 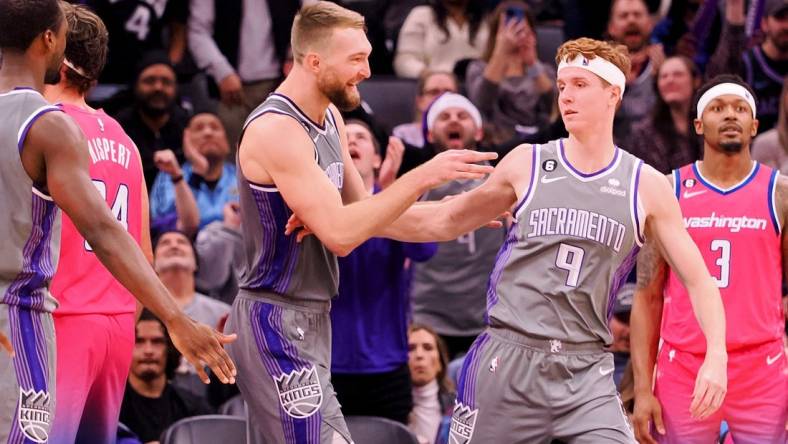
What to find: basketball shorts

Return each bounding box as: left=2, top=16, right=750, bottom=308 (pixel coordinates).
left=0, top=305, right=56, bottom=444
left=50, top=312, right=135, bottom=444
left=226, top=291, right=351, bottom=444
left=452, top=327, right=635, bottom=444
left=655, top=340, right=787, bottom=444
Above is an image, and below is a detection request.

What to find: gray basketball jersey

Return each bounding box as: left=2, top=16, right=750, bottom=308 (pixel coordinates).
left=411, top=172, right=506, bottom=336
left=488, top=139, right=644, bottom=345
left=0, top=88, right=62, bottom=312
left=236, top=93, right=344, bottom=304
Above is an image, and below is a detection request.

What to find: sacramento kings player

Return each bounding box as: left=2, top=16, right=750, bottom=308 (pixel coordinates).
left=374, top=37, right=729, bottom=443
left=228, top=2, right=496, bottom=443
left=0, top=1, right=235, bottom=442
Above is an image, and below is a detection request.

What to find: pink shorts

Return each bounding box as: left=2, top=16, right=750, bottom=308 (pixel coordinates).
left=654, top=340, right=787, bottom=444
left=50, top=313, right=135, bottom=444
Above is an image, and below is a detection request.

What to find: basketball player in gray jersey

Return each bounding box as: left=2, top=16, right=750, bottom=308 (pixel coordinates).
left=0, top=1, right=235, bottom=442
left=369, top=38, right=730, bottom=443
left=228, top=2, right=496, bottom=443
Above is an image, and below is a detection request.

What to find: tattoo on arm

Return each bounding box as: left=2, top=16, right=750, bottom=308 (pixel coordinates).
left=636, top=237, right=669, bottom=292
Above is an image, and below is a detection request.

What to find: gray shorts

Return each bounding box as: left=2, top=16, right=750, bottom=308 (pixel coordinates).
left=226, top=292, right=350, bottom=444
left=451, top=328, right=635, bottom=444
left=0, top=305, right=57, bottom=444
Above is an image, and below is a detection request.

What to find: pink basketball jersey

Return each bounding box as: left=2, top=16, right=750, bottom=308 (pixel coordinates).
left=50, top=103, right=143, bottom=315
left=662, top=161, right=784, bottom=353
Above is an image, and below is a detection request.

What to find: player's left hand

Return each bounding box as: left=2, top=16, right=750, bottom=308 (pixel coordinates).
left=285, top=214, right=313, bottom=243
left=167, top=314, right=237, bottom=385
left=0, top=331, right=13, bottom=357
left=690, top=351, right=727, bottom=419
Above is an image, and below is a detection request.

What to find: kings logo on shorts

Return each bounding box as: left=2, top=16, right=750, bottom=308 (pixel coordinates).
left=449, top=401, right=478, bottom=444
left=274, top=365, right=323, bottom=419
left=18, top=389, right=51, bottom=443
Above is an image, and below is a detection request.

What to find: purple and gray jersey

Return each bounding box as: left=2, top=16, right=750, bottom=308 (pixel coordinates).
left=487, top=139, right=645, bottom=346
left=0, top=89, right=62, bottom=313
left=236, top=93, right=345, bottom=304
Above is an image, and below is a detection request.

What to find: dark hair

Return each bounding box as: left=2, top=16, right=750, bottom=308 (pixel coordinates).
left=154, top=230, right=200, bottom=274
left=482, top=1, right=536, bottom=62
left=693, top=74, right=758, bottom=120
left=61, top=3, right=108, bottom=94
left=0, top=0, right=63, bottom=51
left=137, top=309, right=182, bottom=380
left=651, top=56, right=701, bottom=139
left=408, top=324, right=454, bottom=394
left=428, top=0, right=487, bottom=45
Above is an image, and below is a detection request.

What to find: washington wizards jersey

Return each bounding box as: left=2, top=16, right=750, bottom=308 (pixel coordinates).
left=486, top=139, right=645, bottom=345
left=50, top=104, right=143, bottom=316
left=662, top=162, right=784, bottom=353
left=236, top=94, right=344, bottom=303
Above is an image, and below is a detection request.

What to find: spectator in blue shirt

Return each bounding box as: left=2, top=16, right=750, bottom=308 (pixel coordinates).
left=330, top=119, right=437, bottom=424
left=150, top=111, right=238, bottom=236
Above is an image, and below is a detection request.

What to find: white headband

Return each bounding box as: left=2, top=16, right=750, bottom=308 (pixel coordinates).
left=696, top=83, right=757, bottom=118
left=557, top=54, right=626, bottom=98
left=63, top=58, right=89, bottom=79
left=426, top=93, right=483, bottom=131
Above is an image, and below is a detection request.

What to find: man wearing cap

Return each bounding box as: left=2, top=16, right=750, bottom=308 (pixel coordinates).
left=707, top=0, right=788, bottom=133
left=632, top=74, right=788, bottom=444
left=116, top=50, right=190, bottom=189
left=409, top=92, right=506, bottom=360
left=354, top=36, right=728, bottom=443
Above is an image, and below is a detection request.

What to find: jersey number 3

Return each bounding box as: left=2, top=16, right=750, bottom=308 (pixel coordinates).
left=85, top=180, right=129, bottom=251
left=556, top=243, right=585, bottom=287
left=710, top=239, right=731, bottom=288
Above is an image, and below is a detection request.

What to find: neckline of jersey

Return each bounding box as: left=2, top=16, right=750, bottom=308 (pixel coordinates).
left=558, top=138, right=621, bottom=181
left=269, top=93, right=328, bottom=135
left=691, top=160, right=759, bottom=195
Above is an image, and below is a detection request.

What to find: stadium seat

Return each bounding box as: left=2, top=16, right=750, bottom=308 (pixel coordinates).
left=160, top=415, right=246, bottom=444
left=218, top=394, right=247, bottom=417
left=345, top=415, right=420, bottom=444
left=357, top=76, right=418, bottom=131
left=536, top=24, right=565, bottom=67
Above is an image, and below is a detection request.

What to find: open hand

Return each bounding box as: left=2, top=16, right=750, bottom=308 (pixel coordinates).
left=378, top=137, right=405, bottom=189
left=689, top=352, right=727, bottom=420
left=183, top=127, right=209, bottom=176
left=167, top=314, right=237, bottom=384
left=419, top=149, right=497, bottom=189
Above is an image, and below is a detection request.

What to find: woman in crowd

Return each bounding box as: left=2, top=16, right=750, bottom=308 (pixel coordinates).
left=752, top=78, right=788, bottom=174
left=394, top=0, right=490, bottom=78
left=628, top=55, right=703, bottom=174
left=407, top=324, right=455, bottom=444
left=466, top=1, right=555, bottom=144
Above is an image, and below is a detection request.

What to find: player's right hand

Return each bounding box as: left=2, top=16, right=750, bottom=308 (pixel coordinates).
left=632, top=391, right=664, bottom=444
left=167, top=314, right=237, bottom=385
left=0, top=331, right=14, bottom=357
left=690, top=352, right=727, bottom=420
left=418, top=149, right=497, bottom=189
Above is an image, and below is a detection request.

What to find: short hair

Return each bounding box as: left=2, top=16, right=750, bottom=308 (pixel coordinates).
left=290, top=1, right=365, bottom=64
left=416, top=70, right=458, bottom=96
left=555, top=37, right=632, bottom=83
left=61, top=3, right=108, bottom=94
left=137, top=309, right=182, bottom=380
left=693, top=74, right=758, bottom=119
left=345, top=118, right=380, bottom=154
left=0, top=0, right=64, bottom=52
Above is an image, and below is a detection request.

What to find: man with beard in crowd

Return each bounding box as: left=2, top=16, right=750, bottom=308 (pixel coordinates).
left=607, top=0, right=662, bottom=143
left=116, top=50, right=190, bottom=189
left=149, top=110, right=238, bottom=235
left=227, top=3, right=496, bottom=442
left=707, top=0, right=788, bottom=133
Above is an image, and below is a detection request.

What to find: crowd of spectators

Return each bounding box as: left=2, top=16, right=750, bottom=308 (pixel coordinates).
left=55, top=0, right=788, bottom=442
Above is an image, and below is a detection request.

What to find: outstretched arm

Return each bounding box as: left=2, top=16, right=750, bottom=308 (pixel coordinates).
left=21, top=112, right=236, bottom=384
left=380, top=144, right=528, bottom=242
left=630, top=235, right=668, bottom=443
left=240, top=114, right=496, bottom=257
left=639, top=166, right=727, bottom=419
